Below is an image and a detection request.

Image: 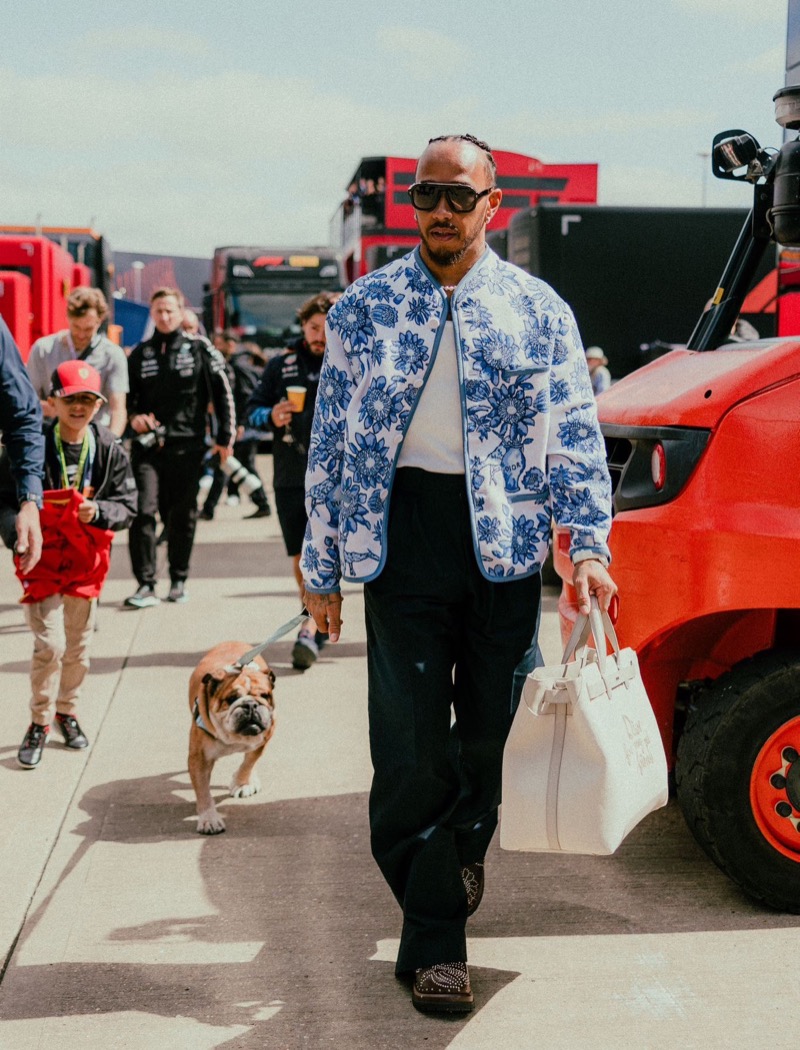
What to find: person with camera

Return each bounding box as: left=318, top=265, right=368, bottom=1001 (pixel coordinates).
left=200, top=331, right=272, bottom=520
left=124, top=288, right=234, bottom=608
left=246, top=291, right=338, bottom=669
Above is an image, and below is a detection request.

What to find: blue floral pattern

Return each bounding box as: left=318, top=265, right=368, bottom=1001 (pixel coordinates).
left=301, top=247, right=611, bottom=591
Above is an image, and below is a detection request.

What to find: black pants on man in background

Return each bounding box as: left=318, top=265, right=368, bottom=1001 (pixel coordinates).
left=364, top=468, right=542, bottom=975
left=129, top=439, right=206, bottom=587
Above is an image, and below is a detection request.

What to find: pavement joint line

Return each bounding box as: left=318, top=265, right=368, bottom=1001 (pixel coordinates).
left=0, top=599, right=148, bottom=988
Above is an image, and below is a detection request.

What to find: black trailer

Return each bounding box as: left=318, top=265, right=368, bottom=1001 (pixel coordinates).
left=506, top=203, right=775, bottom=379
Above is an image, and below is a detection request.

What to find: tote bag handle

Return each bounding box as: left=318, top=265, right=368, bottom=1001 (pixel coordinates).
left=561, top=597, right=620, bottom=674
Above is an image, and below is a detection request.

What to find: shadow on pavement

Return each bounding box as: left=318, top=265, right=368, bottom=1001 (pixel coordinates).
left=3, top=774, right=486, bottom=1046
left=3, top=768, right=800, bottom=1044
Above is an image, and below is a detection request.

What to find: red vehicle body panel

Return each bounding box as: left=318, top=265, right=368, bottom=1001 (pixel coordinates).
left=0, top=271, right=32, bottom=359
left=555, top=337, right=800, bottom=763
left=0, top=236, right=73, bottom=350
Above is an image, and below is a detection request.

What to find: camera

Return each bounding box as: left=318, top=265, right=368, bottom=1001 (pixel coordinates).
left=135, top=425, right=166, bottom=448
left=220, top=454, right=264, bottom=497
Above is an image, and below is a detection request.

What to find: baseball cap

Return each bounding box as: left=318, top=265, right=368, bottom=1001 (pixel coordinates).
left=50, top=360, right=107, bottom=402
left=585, top=346, right=607, bottom=362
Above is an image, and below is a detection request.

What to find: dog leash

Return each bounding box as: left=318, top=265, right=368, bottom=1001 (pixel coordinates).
left=234, top=611, right=311, bottom=669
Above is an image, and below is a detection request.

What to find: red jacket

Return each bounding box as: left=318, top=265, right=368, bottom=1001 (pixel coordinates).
left=16, top=489, right=114, bottom=603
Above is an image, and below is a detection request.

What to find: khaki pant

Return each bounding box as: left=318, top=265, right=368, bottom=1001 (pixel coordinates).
left=25, top=594, right=97, bottom=725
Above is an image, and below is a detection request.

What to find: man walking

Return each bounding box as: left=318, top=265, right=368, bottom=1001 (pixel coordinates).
left=26, top=287, right=129, bottom=436
left=247, top=292, right=337, bottom=669
left=301, top=135, right=616, bottom=1012
left=124, top=288, right=234, bottom=607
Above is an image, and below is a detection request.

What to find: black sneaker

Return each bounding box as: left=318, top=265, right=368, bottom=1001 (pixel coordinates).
left=199, top=508, right=214, bottom=521
left=292, top=627, right=319, bottom=670
left=18, top=722, right=49, bottom=768
left=55, top=713, right=89, bottom=749
left=124, top=584, right=159, bottom=609
left=167, top=580, right=188, bottom=604
left=244, top=505, right=272, bottom=519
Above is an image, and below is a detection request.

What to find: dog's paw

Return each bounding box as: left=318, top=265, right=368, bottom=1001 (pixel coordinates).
left=230, top=773, right=261, bottom=799
left=197, top=810, right=226, bottom=835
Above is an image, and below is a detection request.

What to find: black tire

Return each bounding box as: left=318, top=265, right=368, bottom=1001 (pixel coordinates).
left=675, top=649, right=800, bottom=912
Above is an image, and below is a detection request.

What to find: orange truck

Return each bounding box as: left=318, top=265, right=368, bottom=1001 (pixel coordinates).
left=555, top=87, right=800, bottom=912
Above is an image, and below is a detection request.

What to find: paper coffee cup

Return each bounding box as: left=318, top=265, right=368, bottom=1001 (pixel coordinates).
left=286, top=386, right=307, bottom=411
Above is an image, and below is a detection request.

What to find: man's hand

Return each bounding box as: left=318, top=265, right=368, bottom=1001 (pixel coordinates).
left=130, top=413, right=160, bottom=434
left=303, top=588, right=343, bottom=643
left=78, top=500, right=98, bottom=523
left=573, top=559, right=617, bottom=615
left=212, top=443, right=233, bottom=464
left=271, top=399, right=295, bottom=428
left=15, top=501, right=42, bottom=574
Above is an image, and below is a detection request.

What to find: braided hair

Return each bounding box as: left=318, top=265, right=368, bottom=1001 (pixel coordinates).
left=427, top=134, right=497, bottom=183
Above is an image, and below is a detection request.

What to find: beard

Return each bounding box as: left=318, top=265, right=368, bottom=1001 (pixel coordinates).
left=418, top=219, right=483, bottom=268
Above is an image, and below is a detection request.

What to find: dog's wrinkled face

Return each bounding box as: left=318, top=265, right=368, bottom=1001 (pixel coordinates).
left=202, top=661, right=276, bottom=742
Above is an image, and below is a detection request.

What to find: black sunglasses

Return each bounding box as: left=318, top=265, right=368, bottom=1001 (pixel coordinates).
left=407, top=182, right=493, bottom=213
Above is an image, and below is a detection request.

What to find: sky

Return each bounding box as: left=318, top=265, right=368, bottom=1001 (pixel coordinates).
left=1, top=0, right=789, bottom=259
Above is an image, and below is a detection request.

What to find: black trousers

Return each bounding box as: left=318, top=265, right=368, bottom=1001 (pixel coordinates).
left=129, top=440, right=206, bottom=586
left=364, top=468, right=542, bottom=974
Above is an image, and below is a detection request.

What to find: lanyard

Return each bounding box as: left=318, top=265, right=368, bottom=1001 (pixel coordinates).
left=54, top=424, right=90, bottom=491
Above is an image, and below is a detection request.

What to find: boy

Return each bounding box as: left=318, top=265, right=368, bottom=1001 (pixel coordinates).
left=0, top=360, right=137, bottom=768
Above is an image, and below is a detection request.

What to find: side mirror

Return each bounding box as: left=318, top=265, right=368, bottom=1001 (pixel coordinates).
left=711, top=130, right=761, bottom=181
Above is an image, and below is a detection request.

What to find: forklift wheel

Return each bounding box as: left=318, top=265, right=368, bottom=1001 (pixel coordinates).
left=676, top=649, right=800, bottom=913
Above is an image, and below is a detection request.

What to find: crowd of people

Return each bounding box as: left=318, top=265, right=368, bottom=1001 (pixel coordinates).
left=0, top=283, right=340, bottom=776
left=0, top=132, right=619, bottom=1017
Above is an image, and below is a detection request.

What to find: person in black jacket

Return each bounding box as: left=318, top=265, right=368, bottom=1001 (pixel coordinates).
left=0, top=360, right=136, bottom=768
left=247, top=292, right=338, bottom=669
left=124, top=288, right=235, bottom=607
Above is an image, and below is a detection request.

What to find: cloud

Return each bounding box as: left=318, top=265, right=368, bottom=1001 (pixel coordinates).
left=375, top=26, right=474, bottom=80
left=81, top=26, right=211, bottom=59
left=737, top=45, right=785, bottom=76
left=671, top=0, right=786, bottom=22
left=0, top=66, right=484, bottom=255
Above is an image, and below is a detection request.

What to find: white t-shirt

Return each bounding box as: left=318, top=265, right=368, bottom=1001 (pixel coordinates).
left=397, top=320, right=464, bottom=474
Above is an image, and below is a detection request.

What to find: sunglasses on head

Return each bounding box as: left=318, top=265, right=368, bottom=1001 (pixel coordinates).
left=61, top=393, right=99, bottom=405
left=407, top=182, right=493, bottom=213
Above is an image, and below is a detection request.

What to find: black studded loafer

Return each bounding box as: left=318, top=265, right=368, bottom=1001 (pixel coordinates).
left=18, top=722, right=49, bottom=768
left=412, top=962, right=474, bottom=1013
left=462, top=862, right=485, bottom=916
left=55, top=713, right=89, bottom=749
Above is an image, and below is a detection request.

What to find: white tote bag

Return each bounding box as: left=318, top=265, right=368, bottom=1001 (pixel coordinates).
left=500, top=599, right=668, bottom=855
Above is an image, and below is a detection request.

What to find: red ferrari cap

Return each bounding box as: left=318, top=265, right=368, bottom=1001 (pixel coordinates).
left=50, top=360, right=107, bottom=402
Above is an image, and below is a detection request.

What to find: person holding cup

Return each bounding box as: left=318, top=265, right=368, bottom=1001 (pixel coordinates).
left=246, top=291, right=340, bottom=670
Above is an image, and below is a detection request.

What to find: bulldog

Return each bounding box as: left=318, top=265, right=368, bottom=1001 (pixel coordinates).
left=188, top=641, right=276, bottom=834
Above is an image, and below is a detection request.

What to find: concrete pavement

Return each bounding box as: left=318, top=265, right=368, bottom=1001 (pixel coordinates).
left=1, top=482, right=800, bottom=1048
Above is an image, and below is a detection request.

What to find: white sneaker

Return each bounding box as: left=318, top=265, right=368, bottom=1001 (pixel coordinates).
left=225, top=495, right=240, bottom=507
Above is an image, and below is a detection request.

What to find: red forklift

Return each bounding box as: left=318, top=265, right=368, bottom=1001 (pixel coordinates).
left=555, top=86, right=800, bottom=912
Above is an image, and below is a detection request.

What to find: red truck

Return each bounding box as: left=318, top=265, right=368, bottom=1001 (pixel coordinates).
left=555, top=87, right=800, bottom=912
left=0, top=234, right=89, bottom=360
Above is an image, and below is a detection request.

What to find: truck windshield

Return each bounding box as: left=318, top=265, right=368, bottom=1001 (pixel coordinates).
left=227, top=291, right=303, bottom=343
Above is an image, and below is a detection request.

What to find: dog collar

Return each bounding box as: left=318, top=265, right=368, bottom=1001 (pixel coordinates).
left=192, top=698, right=217, bottom=740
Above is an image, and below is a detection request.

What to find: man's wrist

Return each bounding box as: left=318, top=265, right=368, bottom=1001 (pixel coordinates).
left=572, top=551, right=609, bottom=568
left=19, top=492, right=43, bottom=510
